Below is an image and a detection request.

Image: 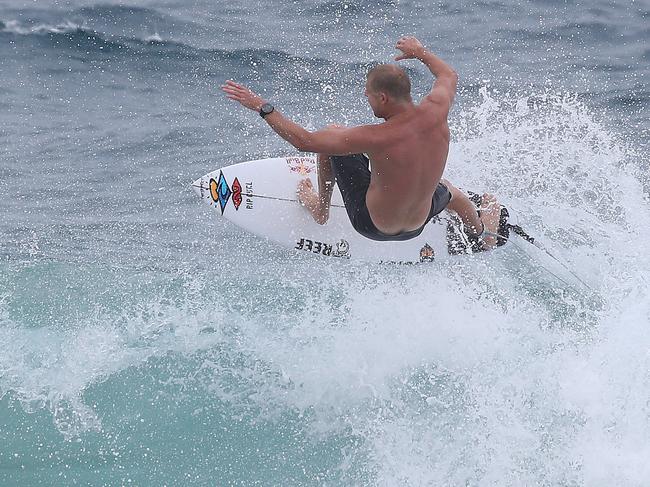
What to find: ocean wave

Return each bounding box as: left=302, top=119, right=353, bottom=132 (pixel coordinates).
left=71, top=4, right=203, bottom=41
left=495, top=20, right=619, bottom=43
left=143, top=32, right=163, bottom=43
left=0, top=18, right=367, bottom=73
left=0, top=19, right=130, bottom=56
left=310, top=0, right=397, bottom=15
left=1, top=19, right=82, bottom=36
left=608, top=90, right=650, bottom=109
left=73, top=4, right=170, bottom=24
left=2, top=85, right=649, bottom=483
left=556, top=20, right=617, bottom=40
left=0, top=18, right=164, bottom=47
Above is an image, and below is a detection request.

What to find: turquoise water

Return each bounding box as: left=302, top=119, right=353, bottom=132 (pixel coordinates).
left=1, top=1, right=649, bottom=485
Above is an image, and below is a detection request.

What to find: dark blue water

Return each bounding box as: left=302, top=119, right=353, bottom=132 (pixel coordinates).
left=1, top=1, right=649, bottom=485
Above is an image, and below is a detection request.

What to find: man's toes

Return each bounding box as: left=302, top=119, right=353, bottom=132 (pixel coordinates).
left=481, top=193, right=497, bottom=207
left=297, top=179, right=317, bottom=207
left=297, top=179, right=312, bottom=197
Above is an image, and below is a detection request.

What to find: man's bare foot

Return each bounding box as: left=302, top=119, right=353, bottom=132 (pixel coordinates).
left=297, top=179, right=328, bottom=224
left=479, top=193, right=501, bottom=249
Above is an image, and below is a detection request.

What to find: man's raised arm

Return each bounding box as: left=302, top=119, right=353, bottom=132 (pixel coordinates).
left=221, top=80, right=375, bottom=155
left=395, top=36, right=458, bottom=106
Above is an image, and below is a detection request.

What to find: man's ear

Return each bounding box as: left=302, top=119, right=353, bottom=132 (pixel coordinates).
left=380, top=93, right=388, bottom=104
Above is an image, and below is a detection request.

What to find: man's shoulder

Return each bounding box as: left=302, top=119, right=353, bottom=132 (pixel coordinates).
left=350, top=121, right=390, bottom=139
left=415, top=98, right=450, bottom=122
left=420, top=92, right=453, bottom=112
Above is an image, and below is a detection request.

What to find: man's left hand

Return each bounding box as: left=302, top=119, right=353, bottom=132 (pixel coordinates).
left=221, top=80, right=265, bottom=111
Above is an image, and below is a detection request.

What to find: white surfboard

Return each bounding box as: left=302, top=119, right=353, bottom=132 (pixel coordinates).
left=192, top=155, right=511, bottom=264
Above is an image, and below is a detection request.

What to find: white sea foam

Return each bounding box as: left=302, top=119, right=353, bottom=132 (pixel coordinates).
left=1, top=19, right=164, bottom=46
left=144, top=32, right=163, bottom=43
left=229, top=90, right=650, bottom=484
left=1, top=19, right=81, bottom=35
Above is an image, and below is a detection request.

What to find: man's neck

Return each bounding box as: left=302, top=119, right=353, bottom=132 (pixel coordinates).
left=382, top=101, right=415, bottom=121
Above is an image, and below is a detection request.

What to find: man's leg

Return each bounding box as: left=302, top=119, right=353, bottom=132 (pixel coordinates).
left=442, top=179, right=501, bottom=249
left=297, top=153, right=335, bottom=225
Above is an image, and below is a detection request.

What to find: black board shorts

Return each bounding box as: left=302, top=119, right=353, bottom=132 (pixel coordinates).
left=330, top=153, right=452, bottom=242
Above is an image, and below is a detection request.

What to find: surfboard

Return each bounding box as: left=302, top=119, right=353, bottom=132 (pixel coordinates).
left=191, top=155, right=511, bottom=264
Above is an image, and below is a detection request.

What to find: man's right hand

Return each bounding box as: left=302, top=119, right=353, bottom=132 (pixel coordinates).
left=395, top=36, right=426, bottom=61
left=221, top=80, right=266, bottom=112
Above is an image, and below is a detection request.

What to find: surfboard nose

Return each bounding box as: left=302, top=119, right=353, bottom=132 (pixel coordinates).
left=191, top=176, right=206, bottom=197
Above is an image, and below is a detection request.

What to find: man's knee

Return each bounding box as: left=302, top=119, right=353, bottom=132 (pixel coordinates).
left=441, top=179, right=459, bottom=200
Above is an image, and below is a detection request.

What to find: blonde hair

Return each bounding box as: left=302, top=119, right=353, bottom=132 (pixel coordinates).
left=367, top=64, right=411, bottom=101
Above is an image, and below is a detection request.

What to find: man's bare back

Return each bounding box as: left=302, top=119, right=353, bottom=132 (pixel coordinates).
left=222, top=36, right=501, bottom=248
left=362, top=102, right=450, bottom=233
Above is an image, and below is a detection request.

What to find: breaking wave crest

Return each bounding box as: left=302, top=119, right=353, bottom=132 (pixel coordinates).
left=1, top=86, right=648, bottom=484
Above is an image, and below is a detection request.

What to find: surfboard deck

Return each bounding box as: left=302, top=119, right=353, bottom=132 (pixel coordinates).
left=192, top=155, right=511, bottom=263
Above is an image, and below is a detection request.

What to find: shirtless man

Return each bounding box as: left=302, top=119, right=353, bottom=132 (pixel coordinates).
left=222, top=36, right=500, bottom=247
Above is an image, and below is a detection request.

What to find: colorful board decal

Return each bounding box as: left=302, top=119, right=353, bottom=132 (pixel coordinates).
left=218, top=171, right=232, bottom=214
left=232, top=177, right=242, bottom=210
left=209, top=171, right=245, bottom=214
left=209, top=177, right=220, bottom=207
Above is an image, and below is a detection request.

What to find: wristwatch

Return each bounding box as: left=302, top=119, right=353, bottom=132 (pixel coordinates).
left=259, top=103, right=274, bottom=118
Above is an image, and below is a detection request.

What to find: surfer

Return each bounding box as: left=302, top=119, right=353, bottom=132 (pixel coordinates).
left=222, top=36, right=500, bottom=247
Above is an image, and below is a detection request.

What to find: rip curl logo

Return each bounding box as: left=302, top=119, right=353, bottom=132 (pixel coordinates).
left=286, top=157, right=315, bottom=175
left=209, top=172, right=242, bottom=214
left=245, top=182, right=253, bottom=209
